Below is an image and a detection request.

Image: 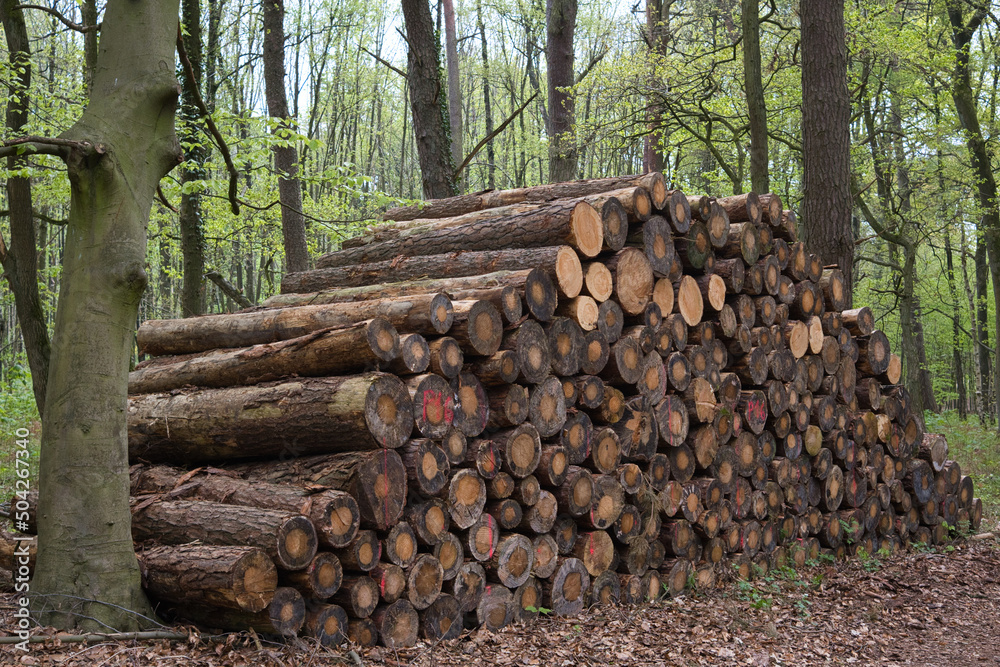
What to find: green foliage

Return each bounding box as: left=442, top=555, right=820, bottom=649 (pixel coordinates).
left=0, top=369, right=40, bottom=499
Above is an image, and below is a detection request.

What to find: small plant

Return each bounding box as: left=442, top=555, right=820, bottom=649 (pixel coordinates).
left=525, top=605, right=553, bottom=615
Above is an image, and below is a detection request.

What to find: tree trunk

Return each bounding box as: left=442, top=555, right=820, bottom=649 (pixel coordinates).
left=547, top=0, right=577, bottom=182
left=801, top=0, right=853, bottom=305
left=476, top=0, right=495, bottom=189
left=263, top=0, right=309, bottom=273
left=944, top=232, right=967, bottom=418
left=179, top=0, right=207, bottom=317
left=31, top=0, right=183, bottom=631
left=401, top=0, right=457, bottom=199
left=741, top=0, right=768, bottom=193
left=442, top=0, right=463, bottom=174
left=946, top=1, right=1000, bottom=426
left=0, top=0, right=50, bottom=412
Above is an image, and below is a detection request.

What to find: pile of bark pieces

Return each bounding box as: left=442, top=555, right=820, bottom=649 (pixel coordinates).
left=11, top=172, right=983, bottom=649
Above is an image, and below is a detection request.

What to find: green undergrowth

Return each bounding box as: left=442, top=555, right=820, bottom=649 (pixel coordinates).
left=925, top=410, right=1000, bottom=529
left=0, top=372, right=40, bottom=506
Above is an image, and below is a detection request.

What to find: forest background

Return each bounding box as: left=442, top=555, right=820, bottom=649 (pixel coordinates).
left=0, top=0, right=999, bottom=489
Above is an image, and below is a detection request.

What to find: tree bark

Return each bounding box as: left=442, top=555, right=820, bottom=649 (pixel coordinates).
left=127, top=318, right=399, bottom=394
left=944, top=232, right=967, bottom=417
left=31, top=0, right=183, bottom=631
left=137, top=544, right=277, bottom=613
left=945, top=1, right=1000, bottom=426
left=547, top=0, right=578, bottom=182
left=801, top=0, right=853, bottom=305
left=0, top=0, right=50, bottom=412
left=476, top=0, right=495, bottom=189
left=137, top=293, right=452, bottom=356
left=741, top=0, right=768, bottom=193
left=128, top=373, right=413, bottom=462
left=262, top=0, right=308, bottom=273
left=442, top=0, right=463, bottom=174
left=401, top=0, right=457, bottom=199
left=179, top=0, right=207, bottom=316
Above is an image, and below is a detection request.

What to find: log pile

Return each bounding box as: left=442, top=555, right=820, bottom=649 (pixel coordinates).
left=11, top=173, right=984, bottom=648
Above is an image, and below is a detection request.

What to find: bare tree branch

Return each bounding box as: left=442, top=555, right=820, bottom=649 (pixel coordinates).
left=15, top=4, right=99, bottom=33
left=454, top=92, right=537, bottom=180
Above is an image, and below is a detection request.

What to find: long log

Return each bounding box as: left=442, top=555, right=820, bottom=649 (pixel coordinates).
left=128, top=319, right=400, bottom=395
left=138, top=294, right=453, bottom=357
left=317, top=200, right=603, bottom=269
left=131, top=499, right=318, bottom=570
left=282, top=246, right=580, bottom=294
left=137, top=544, right=277, bottom=612
left=128, top=374, right=413, bottom=463
left=130, top=464, right=360, bottom=548
left=225, top=450, right=408, bottom=532
left=381, top=172, right=667, bottom=221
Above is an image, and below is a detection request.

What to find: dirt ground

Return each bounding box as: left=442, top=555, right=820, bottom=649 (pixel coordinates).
left=1, top=534, right=999, bottom=667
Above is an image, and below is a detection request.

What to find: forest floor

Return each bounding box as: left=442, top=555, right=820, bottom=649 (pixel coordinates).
left=1, top=531, right=998, bottom=667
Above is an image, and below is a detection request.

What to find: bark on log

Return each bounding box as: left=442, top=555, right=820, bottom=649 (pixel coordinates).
left=281, top=246, right=577, bottom=294
left=381, top=173, right=667, bottom=221
left=225, top=450, right=408, bottom=532
left=138, top=294, right=453, bottom=357
left=128, top=319, right=400, bottom=395
left=128, top=374, right=413, bottom=463
left=130, top=464, right=360, bottom=548
left=317, top=200, right=603, bottom=269
left=131, top=499, right=317, bottom=571
left=137, top=544, right=277, bottom=612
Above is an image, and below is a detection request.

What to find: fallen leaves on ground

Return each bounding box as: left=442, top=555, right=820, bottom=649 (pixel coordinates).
left=1, top=537, right=998, bottom=666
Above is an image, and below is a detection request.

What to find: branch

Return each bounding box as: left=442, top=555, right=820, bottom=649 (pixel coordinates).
left=15, top=4, right=99, bottom=33
left=0, top=209, right=68, bottom=225
left=156, top=184, right=177, bottom=213
left=454, top=92, right=537, bottom=181
left=857, top=254, right=903, bottom=273
left=0, top=136, right=99, bottom=160
left=575, top=48, right=608, bottom=85
left=206, top=270, right=254, bottom=308
left=361, top=46, right=406, bottom=78
left=176, top=26, right=240, bottom=215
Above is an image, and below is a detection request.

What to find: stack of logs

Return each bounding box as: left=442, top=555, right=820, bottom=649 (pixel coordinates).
left=9, top=172, right=983, bottom=649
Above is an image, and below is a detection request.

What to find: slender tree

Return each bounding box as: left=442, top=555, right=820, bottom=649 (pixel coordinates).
left=179, top=0, right=208, bottom=316
left=547, top=0, right=577, bottom=182
left=442, top=0, right=463, bottom=174
left=741, top=0, right=768, bottom=193
left=263, top=0, right=309, bottom=273
left=0, top=0, right=50, bottom=412
left=801, top=0, right=853, bottom=304
left=944, top=1, right=1000, bottom=425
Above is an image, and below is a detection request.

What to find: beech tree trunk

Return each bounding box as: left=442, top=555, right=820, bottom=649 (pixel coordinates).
left=801, top=0, right=853, bottom=305
left=263, top=0, right=309, bottom=273
left=30, top=0, right=183, bottom=631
